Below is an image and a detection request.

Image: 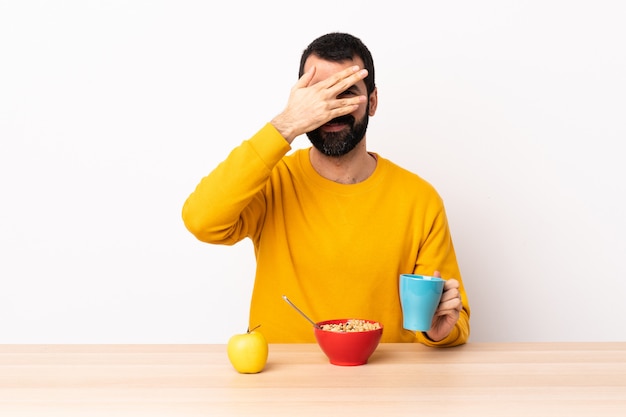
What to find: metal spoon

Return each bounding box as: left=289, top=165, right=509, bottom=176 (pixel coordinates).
left=282, top=295, right=321, bottom=329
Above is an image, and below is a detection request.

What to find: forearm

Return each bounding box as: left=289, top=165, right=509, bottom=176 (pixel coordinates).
left=181, top=123, right=291, bottom=243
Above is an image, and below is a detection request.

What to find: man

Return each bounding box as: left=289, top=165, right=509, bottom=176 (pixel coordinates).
left=182, top=32, right=470, bottom=346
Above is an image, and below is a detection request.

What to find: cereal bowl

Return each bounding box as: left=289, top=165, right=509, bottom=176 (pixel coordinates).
left=314, top=319, right=383, bottom=366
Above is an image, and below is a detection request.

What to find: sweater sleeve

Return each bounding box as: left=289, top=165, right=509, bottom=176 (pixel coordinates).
left=181, top=123, right=291, bottom=245
left=414, top=309, right=470, bottom=347
left=413, top=201, right=471, bottom=347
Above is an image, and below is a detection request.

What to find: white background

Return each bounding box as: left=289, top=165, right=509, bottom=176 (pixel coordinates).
left=1, top=0, right=625, bottom=343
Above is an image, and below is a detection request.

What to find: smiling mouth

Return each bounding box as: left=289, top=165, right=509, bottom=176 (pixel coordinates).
left=321, top=122, right=348, bottom=132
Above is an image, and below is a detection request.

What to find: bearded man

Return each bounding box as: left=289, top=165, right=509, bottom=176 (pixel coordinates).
left=182, top=32, right=470, bottom=347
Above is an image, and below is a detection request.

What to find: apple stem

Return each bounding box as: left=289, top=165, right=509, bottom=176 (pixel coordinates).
left=247, top=324, right=261, bottom=333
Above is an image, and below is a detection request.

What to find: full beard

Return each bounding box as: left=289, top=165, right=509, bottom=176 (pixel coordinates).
left=306, top=112, right=369, bottom=157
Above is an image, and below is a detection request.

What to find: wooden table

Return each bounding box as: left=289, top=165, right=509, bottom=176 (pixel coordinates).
left=1, top=343, right=625, bottom=416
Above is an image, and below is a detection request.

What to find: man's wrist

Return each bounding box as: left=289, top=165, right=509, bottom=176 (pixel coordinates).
left=270, top=115, right=298, bottom=144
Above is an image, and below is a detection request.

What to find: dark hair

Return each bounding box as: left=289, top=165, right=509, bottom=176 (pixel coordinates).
left=298, top=32, right=376, bottom=97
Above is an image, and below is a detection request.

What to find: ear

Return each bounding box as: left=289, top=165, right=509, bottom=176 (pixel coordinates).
left=368, top=87, right=378, bottom=116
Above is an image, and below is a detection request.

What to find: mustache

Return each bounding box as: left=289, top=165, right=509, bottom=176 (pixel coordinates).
left=326, top=114, right=355, bottom=125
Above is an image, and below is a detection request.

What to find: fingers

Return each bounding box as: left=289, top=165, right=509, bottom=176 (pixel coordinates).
left=436, top=278, right=463, bottom=315
left=294, top=66, right=316, bottom=89
left=319, top=66, right=366, bottom=98
left=297, top=64, right=367, bottom=95
left=315, top=65, right=368, bottom=113
left=434, top=301, right=462, bottom=318
left=272, top=65, right=368, bottom=142
left=322, top=65, right=368, bottom=94
left=442, top=277, right=458, bottom=291
left=324, top=96, right=366, bottom=120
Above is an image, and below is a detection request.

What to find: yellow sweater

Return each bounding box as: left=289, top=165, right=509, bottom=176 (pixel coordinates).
left=182, top=123, right=470, bottom=346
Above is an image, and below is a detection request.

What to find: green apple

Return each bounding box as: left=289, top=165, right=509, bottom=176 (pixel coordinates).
left=227, top=325, right=268, bottom=374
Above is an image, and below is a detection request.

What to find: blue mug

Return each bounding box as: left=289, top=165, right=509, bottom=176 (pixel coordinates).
left=399, top=274, right=445, bottom=331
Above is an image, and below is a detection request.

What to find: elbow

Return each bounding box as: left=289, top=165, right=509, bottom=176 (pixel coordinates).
left=182, top=216, right=208, bottom=241
left=181, top=201, right=212, bottom=242
left=181, top=202, right=240, bottom=245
